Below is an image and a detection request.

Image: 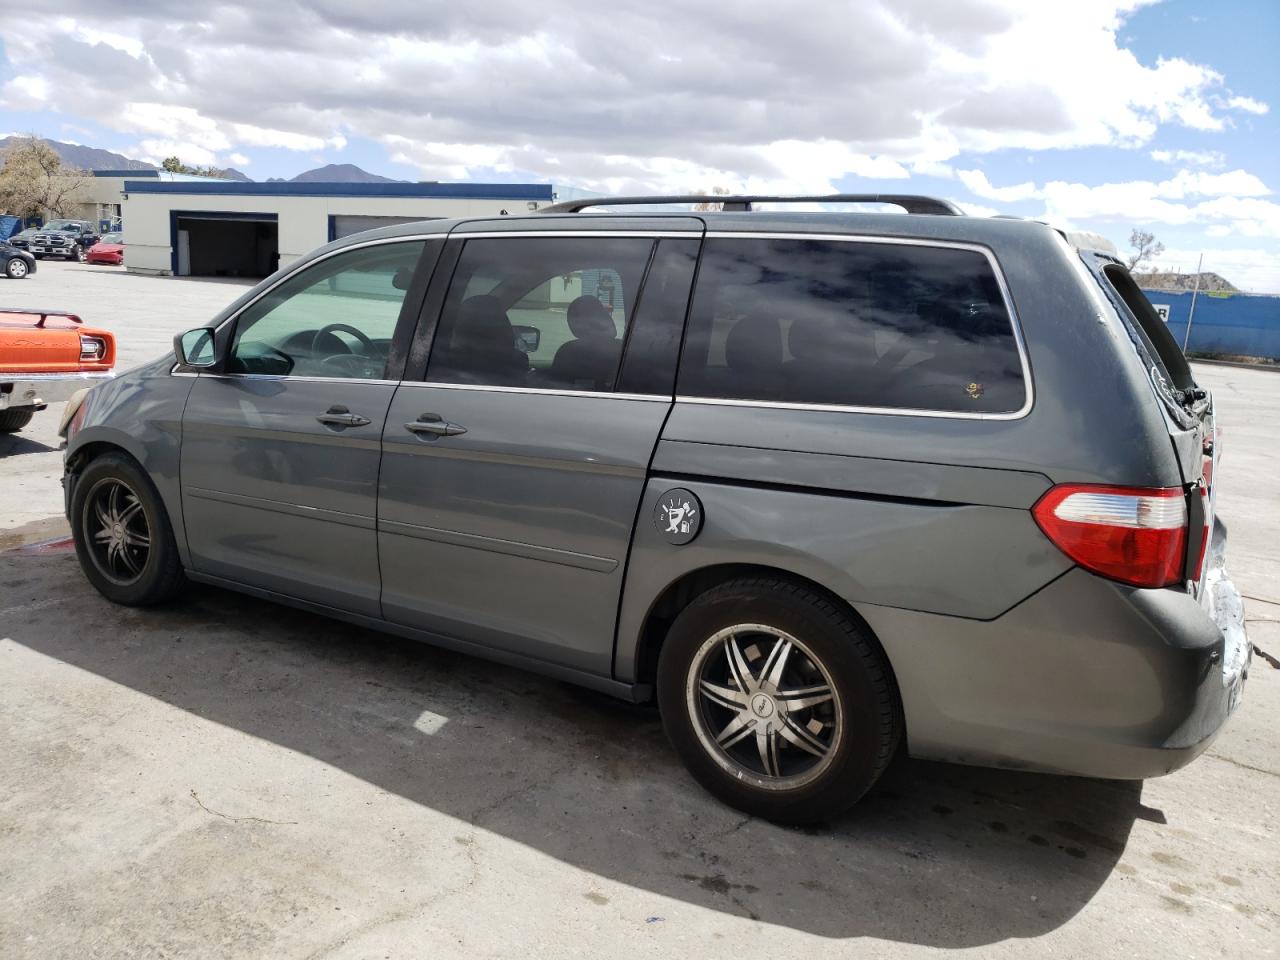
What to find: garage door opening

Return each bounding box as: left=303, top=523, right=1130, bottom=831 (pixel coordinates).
left=173, top=213, right=278, bottom=278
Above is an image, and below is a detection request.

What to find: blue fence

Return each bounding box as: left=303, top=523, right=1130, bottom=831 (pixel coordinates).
left=0, top=215, right=19, bottom=241
left=1141, top=288, right=1280, bottom=360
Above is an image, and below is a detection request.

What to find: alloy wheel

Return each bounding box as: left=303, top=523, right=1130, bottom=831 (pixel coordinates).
left=686, top=623, right=843, bottom=789
left=7, top=258, right=28, bottom=278
left=83, top=478, right=151, bottom=585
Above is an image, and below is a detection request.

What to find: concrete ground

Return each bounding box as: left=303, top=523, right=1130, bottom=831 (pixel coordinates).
left=1, top=261, right=1277, bottom=958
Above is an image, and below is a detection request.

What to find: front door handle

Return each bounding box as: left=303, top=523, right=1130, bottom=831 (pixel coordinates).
left=404, top=413, right=467, bottom=437
left=316, top=405, right=371, bottom=428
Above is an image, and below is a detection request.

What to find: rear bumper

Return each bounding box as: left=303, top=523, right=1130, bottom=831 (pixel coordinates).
left=1, top=372, right=113, bottom=410
left=861, top=538, right=1250, bottom=780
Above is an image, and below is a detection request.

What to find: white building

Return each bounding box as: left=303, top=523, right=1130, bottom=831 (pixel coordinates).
left=114, top=178, right=556, bottom=277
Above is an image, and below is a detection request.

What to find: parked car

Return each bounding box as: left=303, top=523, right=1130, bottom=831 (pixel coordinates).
left=28, top=219, right=101, bottom=262
left=0, top=308, right=114, bottom=433
left=86, top=232, right=125, bottom=266
left=60, top=194, right=1249, bottom=823
left=6, top=226, right=41, bottom=251
left=1, top=240, right=37, bottom=280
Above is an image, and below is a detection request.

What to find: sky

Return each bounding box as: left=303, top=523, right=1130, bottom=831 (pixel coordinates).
left=0, top=0, right=1277, bottom=289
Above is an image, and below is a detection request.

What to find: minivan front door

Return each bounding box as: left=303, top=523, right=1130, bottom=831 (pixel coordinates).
left=378, top=232, right=700, bottom=675
left=181, top=239, right=429, bottom=616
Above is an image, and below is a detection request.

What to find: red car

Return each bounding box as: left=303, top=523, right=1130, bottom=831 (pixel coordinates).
left=86, top=232, right=124, bottom=266
left=0, top=308, right=115, bottom=432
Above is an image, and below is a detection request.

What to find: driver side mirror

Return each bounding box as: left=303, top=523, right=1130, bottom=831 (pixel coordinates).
left=512, top=324, right=541, bottom=354
left=174, top=327, right=218, bottom=369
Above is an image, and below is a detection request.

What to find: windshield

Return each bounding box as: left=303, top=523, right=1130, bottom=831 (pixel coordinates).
left=100, top=233, right=123, bottom=244
left=45, top=220, right=80, bottom=231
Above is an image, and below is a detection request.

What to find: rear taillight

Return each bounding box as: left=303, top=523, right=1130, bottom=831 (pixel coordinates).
left=1032, top=484, right=1188, bottom=588
left=79, top=335, right=106, bottom=361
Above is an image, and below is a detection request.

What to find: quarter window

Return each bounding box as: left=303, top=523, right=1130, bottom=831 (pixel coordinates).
left=426, top=237, right=655, bottom=392
left=227, top=241, right=425, bottom=379
left=677, top=238, right=1027, bottom=414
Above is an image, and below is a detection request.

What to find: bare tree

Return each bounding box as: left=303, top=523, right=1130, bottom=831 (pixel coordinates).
left=692, top=185, right=731, bottom=212
left=1127, top=228, right=1165, bottom=272
left=0, top=136, right=89, bottom=218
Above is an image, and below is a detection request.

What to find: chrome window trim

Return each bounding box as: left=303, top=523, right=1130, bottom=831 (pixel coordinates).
left=406, top=381, right=668, bottom=402
left=688, top=231, right=1035, bottom=421
left=194, top=372, right=401, bottom=387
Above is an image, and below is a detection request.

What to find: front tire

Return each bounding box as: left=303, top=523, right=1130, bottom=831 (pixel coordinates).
left=0, top=408, right=35, bottom=432
left=5, top=257, right=29, bottom=279
left=71, top=452, right=186, bottom=605
left=657, top=577, right=901, bottom=824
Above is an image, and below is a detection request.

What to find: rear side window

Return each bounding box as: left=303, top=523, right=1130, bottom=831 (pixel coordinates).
left=1100, top=263, right=1194, bottom=392
left=677, top=237, right=1027, bottom=414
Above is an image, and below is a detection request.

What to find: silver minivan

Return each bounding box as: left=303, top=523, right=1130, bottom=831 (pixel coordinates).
left=62, top=195, right=1249, bottom=822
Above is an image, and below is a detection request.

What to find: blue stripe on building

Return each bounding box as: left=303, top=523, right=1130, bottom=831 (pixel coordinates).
left=123, top=180, right=555, bottom=200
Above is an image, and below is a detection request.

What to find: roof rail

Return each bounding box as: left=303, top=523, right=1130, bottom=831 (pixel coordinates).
left=539, top=194, right=964, bottom=216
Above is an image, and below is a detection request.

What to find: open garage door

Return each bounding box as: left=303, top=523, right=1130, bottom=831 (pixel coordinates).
left=174, top=213, right=278, bottom=278
left=330, top=215, right=438, bottom=241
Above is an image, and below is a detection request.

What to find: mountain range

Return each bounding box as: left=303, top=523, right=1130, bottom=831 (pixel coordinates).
left=0, top=136, right=399, bottom=184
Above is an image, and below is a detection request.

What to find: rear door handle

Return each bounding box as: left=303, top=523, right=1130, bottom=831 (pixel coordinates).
left=404, top=413, right=467, bottom=437
left=316, top=405, right=371, bottom=428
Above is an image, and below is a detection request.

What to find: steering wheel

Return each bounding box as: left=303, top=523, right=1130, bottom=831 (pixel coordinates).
left=312, top=323, right=374, bottom=357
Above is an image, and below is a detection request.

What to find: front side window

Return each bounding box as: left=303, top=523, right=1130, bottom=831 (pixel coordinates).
left=425, top=237, right=655, bottom=392
left=228, top=241, right=425, bottom=379
left=678, top=237, right=1027, bottom=414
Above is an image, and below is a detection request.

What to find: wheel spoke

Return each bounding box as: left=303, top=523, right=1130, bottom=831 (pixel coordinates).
left=779, top=715, right=829, bottom=758
left=699, top=679, right=749, bottom=710
left=94, top=499, right=112, bottom=531
left=756, top=727, right=781, bottom=777
left=777, top=683, right=834, bottom=711
left=108, top=482, right=121, bottom=521
left=716, top=713, right=755, bottom=749
left=724, top=636, right=757, bottom=694
left=124, top=530, right=150, bottom=548
left=93, top=528, right=114, bottom=544
left=117, top=542, right=141, bottom=575
left=759, top=636, right=792, bottom=691
left=119, top=497, right=143, bottom=525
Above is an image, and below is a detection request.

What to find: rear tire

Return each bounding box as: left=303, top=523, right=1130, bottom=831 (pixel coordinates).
left=657, top=577, right=901, bottom=824
left=72, top=244, right=87, bottom=263
left=70, top=452, right=186, bottom=605
left=5, top=257, right=29, bottom=279
left=0, top=408, right=35, bottom=432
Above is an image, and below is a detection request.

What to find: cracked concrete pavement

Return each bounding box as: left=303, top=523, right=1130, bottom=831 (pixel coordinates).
left=1, top=262, right=1277, bottom=957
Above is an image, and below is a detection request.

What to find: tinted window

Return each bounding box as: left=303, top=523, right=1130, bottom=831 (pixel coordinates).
left=616, top=237, right=701, bottom=396
left=426, top=237, right=654, bottom=391
left=677, top=238, right=1026, bottom=414
left=228, top=241, right=425, bottom=379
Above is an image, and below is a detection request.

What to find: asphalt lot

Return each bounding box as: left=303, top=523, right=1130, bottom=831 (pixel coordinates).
left=1, top=259, right=1277, bottom=958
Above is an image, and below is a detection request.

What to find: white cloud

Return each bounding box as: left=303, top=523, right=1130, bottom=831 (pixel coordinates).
left=135, top=140, right=219, bottom=166
left=958, top=166, right=1279, bottom=241
left=957, top=169, right=1039, bottom=202
left=954, top=200, right=1000, bottom=217
left=1151, top=148, right=1225, bottom=168
left=1224, top=95, right=1269, bottom=116
left=0, top=1, right=1262, bottom=190
left=228, top=152, right=250, bottom=167
left=1149, top=246, right=1280, bottom=292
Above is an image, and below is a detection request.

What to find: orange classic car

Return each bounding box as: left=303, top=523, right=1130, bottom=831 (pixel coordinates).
left=0, top=308, right=115, bottom=433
